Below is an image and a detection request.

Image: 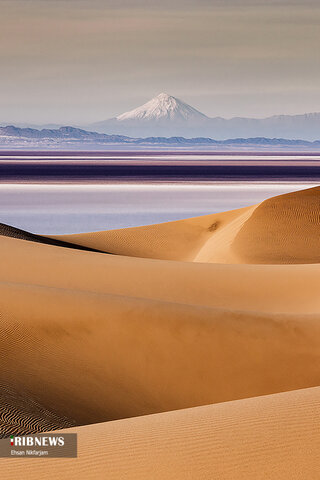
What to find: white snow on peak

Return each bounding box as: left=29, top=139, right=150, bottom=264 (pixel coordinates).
left=116, top=93, right=208, bottom=122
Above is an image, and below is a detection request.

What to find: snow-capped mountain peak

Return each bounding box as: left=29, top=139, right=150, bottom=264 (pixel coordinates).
left=88, top=93, right=320, bottom=140
left=116, top=93, right=208, bottom=122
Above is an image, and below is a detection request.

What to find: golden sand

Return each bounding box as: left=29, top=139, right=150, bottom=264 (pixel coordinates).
left=3, top=387, right=320, bottom=479
left=0, top=186, right=319, bottom=478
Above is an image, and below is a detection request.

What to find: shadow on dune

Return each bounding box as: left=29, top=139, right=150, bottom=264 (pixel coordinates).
left=0, top=223, right=107, bottom=254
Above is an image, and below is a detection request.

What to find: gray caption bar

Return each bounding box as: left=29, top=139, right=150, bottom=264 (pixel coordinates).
left=0, top=433, right=77, bottom=458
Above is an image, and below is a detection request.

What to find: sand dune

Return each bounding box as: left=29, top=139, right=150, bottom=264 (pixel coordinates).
left=51, top=204, right=254, bottom=262
left=1, top=235, right=320, bottom=315
left=3, top=387, right=320, bottom=479
left=232, top=186, right=320, bottom=263
left=52, top=185, right=320, bottom=264
left=0, top=186, right=320, bottom=477
left=1, top=280, right=320, bottom=430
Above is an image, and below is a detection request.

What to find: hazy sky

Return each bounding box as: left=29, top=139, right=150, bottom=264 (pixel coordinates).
left=1, top=0, right=320, bottom=124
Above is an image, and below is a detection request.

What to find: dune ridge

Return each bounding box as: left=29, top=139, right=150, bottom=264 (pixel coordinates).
left=2, top=386, right=320, bottom=479
left=52, top=185, right=320, bottom=264
left=1, top=185, right=320, bottom=478
left=0, top=222, right=105, bottom=254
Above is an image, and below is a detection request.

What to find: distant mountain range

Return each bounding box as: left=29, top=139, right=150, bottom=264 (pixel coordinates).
left=2, top=93, right=320, bottom=143
left=87, top=93, right=320, bottom=141
left=1, top=125, right=320, bottom=150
